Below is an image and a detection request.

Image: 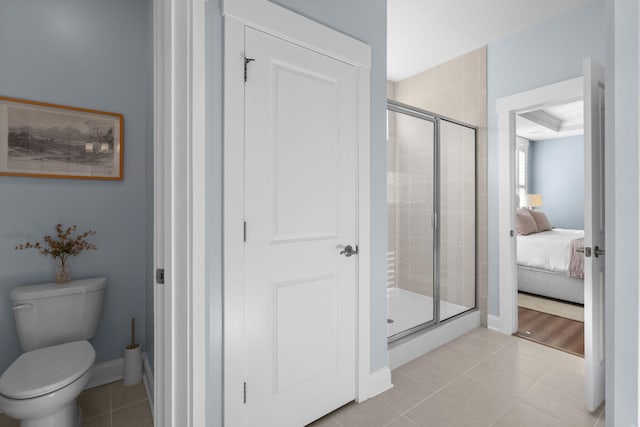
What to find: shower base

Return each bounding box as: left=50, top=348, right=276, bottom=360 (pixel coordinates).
left=387, top=288, right=469, bottom=338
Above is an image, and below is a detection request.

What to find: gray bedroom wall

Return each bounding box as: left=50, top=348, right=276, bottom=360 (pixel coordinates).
left=529, top=136, right=585, bottom=230
left=0, top=0, right=153, bottom=372
left=486, top=0, right=605, bottom=315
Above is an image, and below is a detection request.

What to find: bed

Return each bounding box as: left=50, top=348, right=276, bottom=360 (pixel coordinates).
left=517, top=228, right=585, bottom=305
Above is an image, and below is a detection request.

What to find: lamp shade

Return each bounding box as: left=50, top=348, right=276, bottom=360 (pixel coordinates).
left=524, top=194, right=542, bottom=208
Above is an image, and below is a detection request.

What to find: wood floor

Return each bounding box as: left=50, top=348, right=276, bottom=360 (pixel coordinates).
left=516, top=306, right=584, bottom=357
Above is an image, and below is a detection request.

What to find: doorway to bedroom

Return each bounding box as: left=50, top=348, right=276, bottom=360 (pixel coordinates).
left=513, top=101, right=586, bottom=357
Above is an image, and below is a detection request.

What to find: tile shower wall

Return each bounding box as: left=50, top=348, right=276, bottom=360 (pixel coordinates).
left=389, top=47, right=488, bottom=324
left=387, top=111, right=436, bottom=299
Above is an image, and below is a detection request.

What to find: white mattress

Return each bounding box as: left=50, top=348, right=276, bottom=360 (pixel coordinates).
left=517, top=228, right=584, bottom=273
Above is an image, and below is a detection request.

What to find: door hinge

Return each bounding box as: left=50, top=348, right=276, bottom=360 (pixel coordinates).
left=243, top=221, right=247, bottom=242
left=244, top=57, right=255, bottom=82
left=156, top=268, right=165, bottom=284
left=243, top=382, right=247, bottom=403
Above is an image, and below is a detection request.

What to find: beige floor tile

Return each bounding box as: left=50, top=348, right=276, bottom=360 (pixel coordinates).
left=492, top=402, right=571, bottom=427
left=332, top=397, right=400, bottom=427
left=437, top=376, right=514, bottom=425
left=78, top=384, right=111, bottom=418
left=111, top=400, right=153, bottom=427
left=385, top=415, right=419, bottom=427
left=0, top=414, right=19, bottom=427
left=424, top=340, right=485, bottom=373
left=306, top=413, right=341, bottom=426
left=521, top=381, right=599, bottom=427
left=405, top=393, right=483, bottom=427
left=466, top=327, right=515, bottom=346
left=463, top=361, right=535, bottom=398
left=485, top=343, right=554, bottom=379
left=379, top=370, right=435, bottom=413
left=110, top=381, right=148, bottom=410
left=510, top=338, right=579, bottom=365
left=449, top=333, right=505, bottom=358
left=83, top=413, right=111, bottom=427
left=397, top=355, right=460, bottom=390
left=537, top=362, right=584, bottom=400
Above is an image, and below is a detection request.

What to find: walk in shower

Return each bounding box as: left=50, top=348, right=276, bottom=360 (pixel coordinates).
left=387, top=100, right=477, bottom=341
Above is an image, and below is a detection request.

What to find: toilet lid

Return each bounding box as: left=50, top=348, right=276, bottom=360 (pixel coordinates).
left=0, top=341, right=95, bottom=399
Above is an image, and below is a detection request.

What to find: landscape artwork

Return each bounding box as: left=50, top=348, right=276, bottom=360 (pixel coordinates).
left=0, top=96, right=123, bottom=180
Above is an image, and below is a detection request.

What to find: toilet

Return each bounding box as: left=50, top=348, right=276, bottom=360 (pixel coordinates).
left=0, top=277, right=106, bottom=427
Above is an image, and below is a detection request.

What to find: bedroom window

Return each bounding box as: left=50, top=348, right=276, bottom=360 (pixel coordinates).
left=515, top=137, right=529, bottom=208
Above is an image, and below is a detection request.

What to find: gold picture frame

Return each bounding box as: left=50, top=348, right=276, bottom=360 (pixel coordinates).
left=0, top=96, right=123, bottom=180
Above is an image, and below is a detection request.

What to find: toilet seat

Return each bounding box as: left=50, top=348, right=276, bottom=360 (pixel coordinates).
left=0, top=341, right=95, bottom=399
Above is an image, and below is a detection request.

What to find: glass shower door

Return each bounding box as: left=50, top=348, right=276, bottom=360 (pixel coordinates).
left=438, top=119, right=476, bottom=321
left=387, top=107, right=436, bottom=339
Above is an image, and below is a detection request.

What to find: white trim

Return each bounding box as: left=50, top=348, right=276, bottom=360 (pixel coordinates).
left=487, top=314, right=501, bottom=332
left=85, top=358, right=126, bottom=390
left=364, top=368, right=393, bottom=398
left=153, top=0, right=206, bottom=425
left=496, top=78, right=583, bottom=335
left=223, top=3, right=373, bottom=425
left=222, top=0, right=370, bottom=67
left=356, top=66, right=373, bottom=403
left=388, top=311, right=481, bottom=370
left=143, top=353, right=155, bottom=411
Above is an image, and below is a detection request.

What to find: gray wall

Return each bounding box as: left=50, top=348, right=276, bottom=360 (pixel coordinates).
left=529, top=136, right=585, bottom=230
left=606, top=0, right=639, bottom=424
left=204, top=1, right=387, bottom=424
left=0, top=0, right=153, bottom=372
left=487, top=0, right=605, bottom=314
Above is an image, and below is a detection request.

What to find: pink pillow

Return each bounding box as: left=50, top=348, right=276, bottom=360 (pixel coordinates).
left=516, top=208, right=538, bottom=235
left=530, top=210, right=552, bottom=232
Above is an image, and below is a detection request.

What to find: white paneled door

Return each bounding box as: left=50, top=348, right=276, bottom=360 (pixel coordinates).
left=583, top=57, right=606, bottom=412
left=243, top=28, right=358, bottom=426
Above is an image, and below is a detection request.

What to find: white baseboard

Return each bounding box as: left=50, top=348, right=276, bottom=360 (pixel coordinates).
left=142, top=353, right=154, bottom=410
left=487, top=314, right=501, bottom=332
left=85, top=352, right=153, bottom=396
left=358, top=367, right=392, bottom=402
left=86, top=358, right=125, bottom=389
left=388, top=310, right=481, bottom=370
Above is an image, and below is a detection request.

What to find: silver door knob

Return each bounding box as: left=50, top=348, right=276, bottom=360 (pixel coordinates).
left=339, top=245, right=358, bottom=257
left=594, top=246, right=605, bottom=258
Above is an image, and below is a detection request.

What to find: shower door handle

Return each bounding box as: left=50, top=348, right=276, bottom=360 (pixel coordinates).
left=339, top=245, right=358, bottom=257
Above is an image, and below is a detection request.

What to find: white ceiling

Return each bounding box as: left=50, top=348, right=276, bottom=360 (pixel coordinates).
left=517, top=100, right=584, bottom=140
left=388, top=0, right=591, bottom=81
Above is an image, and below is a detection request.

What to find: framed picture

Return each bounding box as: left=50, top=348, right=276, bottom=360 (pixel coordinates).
left=0, top=96, right=123, bottom=180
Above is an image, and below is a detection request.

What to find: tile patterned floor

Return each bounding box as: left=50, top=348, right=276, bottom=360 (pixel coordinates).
left=0, top=329, right=605, bottom=427
left=0, top=380, right=152, bottom=427
left=309, top=328, right=605, bottom=427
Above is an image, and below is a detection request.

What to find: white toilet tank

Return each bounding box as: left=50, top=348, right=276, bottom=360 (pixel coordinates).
left=11, top=277, right=106, bottom=352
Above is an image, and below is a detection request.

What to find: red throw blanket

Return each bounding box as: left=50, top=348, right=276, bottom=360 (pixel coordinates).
left=568, top=237, right=585, bottom=279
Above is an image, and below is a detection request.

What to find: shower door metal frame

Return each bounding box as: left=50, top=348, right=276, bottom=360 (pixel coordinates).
left=387, top=99, right=478, bottom=344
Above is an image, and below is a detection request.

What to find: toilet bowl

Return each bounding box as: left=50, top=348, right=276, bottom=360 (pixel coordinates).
left=0, top=277, right=105, bottom=426
left=0, top=341, right=95, bottom=427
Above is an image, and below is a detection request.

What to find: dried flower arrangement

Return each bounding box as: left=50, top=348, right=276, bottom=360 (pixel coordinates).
left=16, top=224, right=97, bottom=283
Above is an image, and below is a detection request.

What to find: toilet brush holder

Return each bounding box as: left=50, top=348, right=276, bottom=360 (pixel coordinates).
left=123, top=344, right=142, bottom=385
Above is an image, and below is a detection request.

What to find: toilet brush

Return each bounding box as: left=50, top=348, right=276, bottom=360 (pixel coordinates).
left=123, top=317, right=142, bottom=385
left=127, top=318, right=136, bottom=350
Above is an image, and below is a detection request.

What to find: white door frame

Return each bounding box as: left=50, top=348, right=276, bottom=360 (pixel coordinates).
left=153, top=0, right=207, bottom=425
left=496, top=77, right=583, bottom=334
left=222, top=1, right=382, bottom=425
